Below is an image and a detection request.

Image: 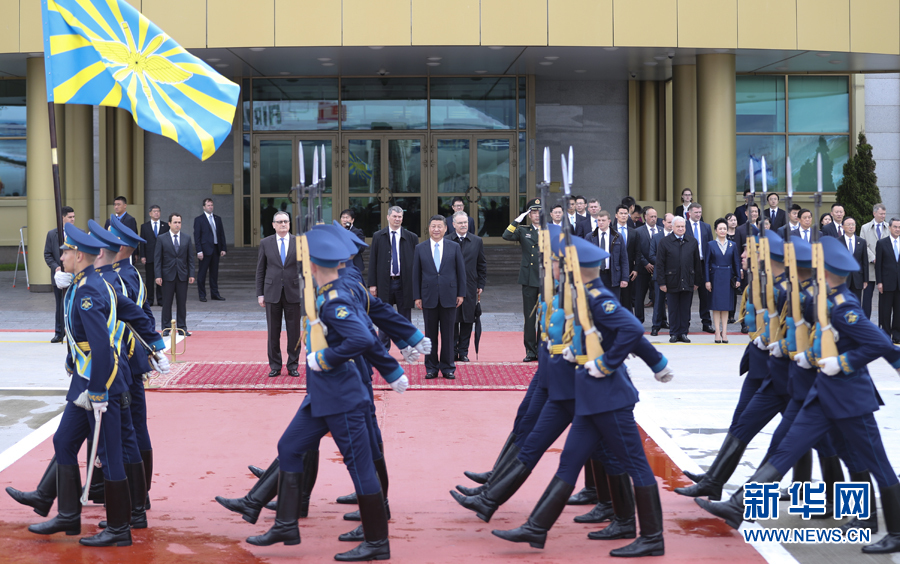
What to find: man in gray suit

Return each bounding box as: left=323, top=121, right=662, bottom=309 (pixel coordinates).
left=256, top=211, right=302, bottom=378
left=154, top=213, right=195, bottom=336
left=44, top=206, right=75, bottom=343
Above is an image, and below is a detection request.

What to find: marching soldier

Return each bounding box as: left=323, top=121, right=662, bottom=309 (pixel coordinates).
left=503, top=198, right=542, bottom=362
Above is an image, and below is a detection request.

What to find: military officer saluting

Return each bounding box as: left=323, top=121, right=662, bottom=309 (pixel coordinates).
left=503, top=198, right=543, bottom=362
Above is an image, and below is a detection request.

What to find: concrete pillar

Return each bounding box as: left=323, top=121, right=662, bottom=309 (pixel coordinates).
left=639, top=81, right=658, bottom=202
left=25, top=58, right=54, bottom=291
left=696, top=54, right=736, bottom=223
left=65, top=105, right=94, bottom=231
left=673, top=64, right=697, bottom=201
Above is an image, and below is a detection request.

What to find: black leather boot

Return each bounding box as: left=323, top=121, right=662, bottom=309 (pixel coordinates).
left=28, top=464, right=80, bottom=536
left=575, top=459, right=614, bottom=523
left=588, top=473, right=635, bottom=540
left=335, top=491, right=390, bottom=561
left=85, top=440, right=105, bottom=505
left=450, top=457, right=531, bottom=522
left=344, top=456, right=391, bottom=521
left=457, top=443, right=521, bottom=496
left=80, top=479, right=132, bottom=546
left=141, top=449, right=153, bottom=509
left=781, top=450, right=812, bottom=501
left=339, top=524, right=365, bottom=542
left=249, top=465, right=265, bottom=478
left=811, top=455, right=843, bottom=519
left=99, top=462, right=148, bottom=529
left=610, top=484, right=665, bottom=557
left=863, top=483, right=900, bottom=553
left=216, top=458, right=279, bottom=524
left=464, top=431, right=517, bottom=485
left=299, top=450, right=319, bottom=518
left=696, top=462, right=782, bottom=530
left=336, top=491, right=358, bottom=504
left=675, top=433, right=747, bottom=501
left=683, top=470, right=705, bottom=484
left=841, top=471, right=877, bottom=534
left=246, top=471, right=302, bottom=546
left=568, top=461, right=599, bottom=505
left=492, top=476, right=574, bottom=549
left=7, top=455, right=57, bottom=517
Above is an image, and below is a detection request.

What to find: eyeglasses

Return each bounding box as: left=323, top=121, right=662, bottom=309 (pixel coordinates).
left=273, top=220, right=289, bottom=224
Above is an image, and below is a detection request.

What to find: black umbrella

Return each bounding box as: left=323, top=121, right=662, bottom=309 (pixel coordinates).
left=474, top=295, right=483, bottom=360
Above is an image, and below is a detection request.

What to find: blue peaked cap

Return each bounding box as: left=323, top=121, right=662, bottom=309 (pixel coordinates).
left=108, top=214, right=145, bottom=247
left=764, top=230, right=785, bottom=262
left=60, top=223, right=102, bottom=255
left=304, top=229, right=349, bottom=268
left=313, top=223, right=358, bottom=257
left=820, top=236, right=861, bottom=277
left=87, top=219, right=126, bottom=253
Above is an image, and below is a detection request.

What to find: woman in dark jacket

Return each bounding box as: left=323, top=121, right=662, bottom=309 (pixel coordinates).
left=705, top=218, right=741, bottom=343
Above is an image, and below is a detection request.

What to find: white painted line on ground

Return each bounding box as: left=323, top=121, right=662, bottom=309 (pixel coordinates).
left=0, top=413, right=62, bottom=473
left=633, top=403, right=800, bottom=564
left=0, top=387, right=68, bottom=392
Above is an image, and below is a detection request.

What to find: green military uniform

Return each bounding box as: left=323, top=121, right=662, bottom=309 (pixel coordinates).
left=503, top=198, right=542, bottom=361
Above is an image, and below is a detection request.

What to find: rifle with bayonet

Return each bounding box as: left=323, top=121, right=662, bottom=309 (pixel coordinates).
left=538, top=147, right=554, bottom=336
left=745, top=158, right=765, bottom=338
left=758, top=156, right=779, bottom=344
left=811, top=154, right=838, bottom=361
left=779, top=157, right=808, bottom=354
left=296, top=144, right=328, bottom=352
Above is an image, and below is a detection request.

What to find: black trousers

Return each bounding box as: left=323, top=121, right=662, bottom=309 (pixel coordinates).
left=522, top=285, right=539, bottom=359
left=161, top=279, right=188, bottom=331
left=666, top=290, right=692, bottom=337
left=633, top=272, right=652, bottom=323
left=266, top=291, right=302, bottom=371
left=651, top=279, right=667, bottom=329
left=144, top=261, right=162, bottom=305
left=378, top=278, right=411, bottom=349
left=423, top=304, right=457, bottom=372
left=197, top=250, right=221, bottom=299
left=879, top=289, right=900, bottom=340
left=598, top=270, right=621, bottom=300
left=454, top=307, right=473, bottom=357
left=863, top=282, right=876, bottom=319
left=619, top=278, right=634, bottom=316
left=52, top=283, right=64, bottom=337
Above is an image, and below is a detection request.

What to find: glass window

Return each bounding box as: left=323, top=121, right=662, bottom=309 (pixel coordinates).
left=242, top=134, right=251, bottom=195
left=789, top=135, right=849, bottom=193
left=258, top=139, right=293, bottom=194
left=391, top=196, right=421, bottom=237
left=518, top=76, right=527, bottom=130
left=476, top=138, right=510, bottom=193
left=436, top=138, right=470, bottom=193
left=0, top=139, right=26, bottom=197
left=347, top=139, right=381, bottom=194
left=0, top=79, right=26, bottom=137
left=788, top=76, right=849, bottom=133
left=736, top=135, right=785, bottom=195
left=242, top=79, right=250, bottom=132
left=477, top=196, right=510, bottom=237
left=387, top=139, right=422, bottom=193
left=298, top=140, right=333, bottom=192
left=341, top=78, right=427, bottom=130
left=519, top=133, right=527, bottom=194
left=430, top=77, right=517, bottom=130
left=348, top=196, right=381, bottom=236
left=242, top=197, right=251, bottom=245
left=736, top=76, right=785, bottom=133
left=252, top=78, right=340, bottom=131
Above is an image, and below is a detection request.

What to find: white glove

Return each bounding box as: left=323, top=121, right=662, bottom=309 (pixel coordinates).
left=818, top=356, right=841, bottom=376
left=92, top=401, right=107, bottom=415
left=74, top=390, right=92, bottom=411
left=753, top=336, right=767, bottom=350
left=149, top=352, right=170, bottom=374
left=515, top=211, right=529, bottom=223
left=414, top=337, right=432, bottom=356
left=562, top=346, right=577, bottom=364
left=390, top=375, right=409, bottom=394
left=400, top=346, right=420, bottom=363
left=306, top=351, right=323, bottom=372
left=795, top=353, right=813, bottom=370
left=54, top=271, right=73, bottom=289
left=654, top=365, right=674, bottom=383
left=586, top=361, right=606, bottom=378
left=767, top=341, right=783, bottom=358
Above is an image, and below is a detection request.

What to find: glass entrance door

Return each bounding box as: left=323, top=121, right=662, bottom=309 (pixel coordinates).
left=432, top=133, right=517, bottom=240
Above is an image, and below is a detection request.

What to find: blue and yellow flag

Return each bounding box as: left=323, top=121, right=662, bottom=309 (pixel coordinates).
left=41, top=0, right=239, bottom=161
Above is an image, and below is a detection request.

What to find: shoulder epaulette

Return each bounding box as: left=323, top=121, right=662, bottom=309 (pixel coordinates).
left=588, top=289, right=602, bottom=298
left=834, top=294, right=846, bottom=305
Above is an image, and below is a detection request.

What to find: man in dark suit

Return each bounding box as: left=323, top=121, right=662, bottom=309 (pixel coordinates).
left=43, top=206, right=75, bottom=343
left=368, top=205, right=419, bottom=350
left=447, top=211, right=487, bottom=362
left=734, top=189, right=751, bottom=226
left=139, top=205, right=168, bottom=306
left=340, top=208, right=366, bottom=272
left=842, top=217, right=869, bottom=302
left=776, top=204, right=801, bottom=238
left=256, top=211, right=301, bottom=378
left=633, top=206, right=660, bottom=324
left=444, top=197, right=475, bottom=234
left=649, top=213, right=673, bottom=335
left=614, top=205, right=638, bottom=316
left=875, top=218, right=900, bottom=342
left=155, top=213, right=195, bottom=336
left=194, top=198, right=227, bottom=302
left=656, top=217, right=702, bottom=343
left=684, top=203, right=715, bottom=333
left=105, top=196, right=138, bottom=259
left=577, top=198, right=602, bottom=239
left=735, top=204, right=760, bottom=252
left=566, top=196, right=589, bottom=235
left=821, top=203, right=846, bottom=239
left=413, top=216, right=466, bottom=379
left=589, top=210, right=628, bottom=300
left=762, top=193, right=786, bottom=231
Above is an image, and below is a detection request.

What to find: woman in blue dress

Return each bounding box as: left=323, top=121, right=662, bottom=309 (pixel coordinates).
left=705, top=218, right=741, bottom=343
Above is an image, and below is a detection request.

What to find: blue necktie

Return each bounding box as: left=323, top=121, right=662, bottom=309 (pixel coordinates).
left=153, top=222, right=158, bottom=237
left=174, top=234, right=179, bottom=251
left=391, top=231, right=399, bottom=276
left=877, top=224, right=883, bottom=239
left=280, top=238, right=286, bottom=265
left=620, top=226, right=626, bottom=242
left=693, top=222, right=702, bottom=258
left=894, top=239, right=899, bottom=262
left=433, top=242, right=441, bottom=271
left=600, top=232, right=607, bottom=269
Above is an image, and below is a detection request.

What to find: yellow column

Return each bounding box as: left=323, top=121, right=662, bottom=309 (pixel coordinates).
left=639, top=81, right=658, bottom=202
left=673, top=64, right=697, bottom=202
left=25, top=57, right=54, bottom=291
left=696, top=54, right=735, bottom=223
left=113, top=108, right=134, bottom=211
left=65, top=105, right=94, bottom=231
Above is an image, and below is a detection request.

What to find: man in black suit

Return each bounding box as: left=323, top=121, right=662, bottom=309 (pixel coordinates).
left=194, top=198, right=227, bottom=302
left=763, top=193, right=786, bottom=231
left=842, top=217, right=869, bottom=302
left=139, top=205, right=168, bottom=306
left=875, top=218, right=900, bottom=342
left=447, top=211, right=487, bottom=362
left=614, top=204, right=638, bottom=316
left=413, top=216, right=466, bottom=379
left=656, top=217, right=702, bottom=343
left=734, top=189, right=752, bottom=226
left=368, top=205, right=419, bottom=350
left=43, top=206, right=75, bottom=343
left=256, top=211, right=301, bottom=378
left=821, top=203, right=846, bottom=239
left=589, top=210, right=628, bottom=299
left=735, top=204, right=760, bottom=252
left=776, top=204, right=801, bottom=238
left=649, top=213, right=673, bottom=335
left=794, top=208, right=815, bottom=244
left=633, top=206, right=660, bottom=324
left=340, top=208, right=366, bottom=272
left=105, top=195, right=138, bottom=260
left=577, top=198, right=602, bottom=239
left=154, top=213, right=195, bottom=336
left=444, top=197, right=475, bottom=234
left=566, top=196, right=589, bottom=235
left=684, top=203, right=714, bottom=333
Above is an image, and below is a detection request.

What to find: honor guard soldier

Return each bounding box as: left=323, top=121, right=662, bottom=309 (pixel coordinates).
left=503, top=198, right=543, bottom=362
left=697, top=236, right=900, bottom=555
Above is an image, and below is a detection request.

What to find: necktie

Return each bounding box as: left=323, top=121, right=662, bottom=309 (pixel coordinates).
left=433, top=242, right=441, bottom=271
left=280, top=238, right=286, bottom=265
left=894, top=238, right=899, bottom=262
left=693, top=222, right=702, bottom=258
left=209, top=214, right=217, bottom=245
left=391, top=232, right=399, bottom=276
left=771, top=209, right=776, bottom=220
left=619, top=226, right=626, bottom=243
left=849, top=237, right=853, bottom=254
left=651, top=226, right=656, bottom=237
left=600, top=232, right=607, bottom=269
left=838, top=225, right=843, bottom=237
left=877, top=223, right=883, bottom=239
left=153, top=222, right=158, bottom=237
left=803, top=230, right=808, bottom=242
left=174, top=234, right=179, bottom=251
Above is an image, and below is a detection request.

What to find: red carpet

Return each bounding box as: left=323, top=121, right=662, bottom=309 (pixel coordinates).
left=150, top=361, right=537, bottom=390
